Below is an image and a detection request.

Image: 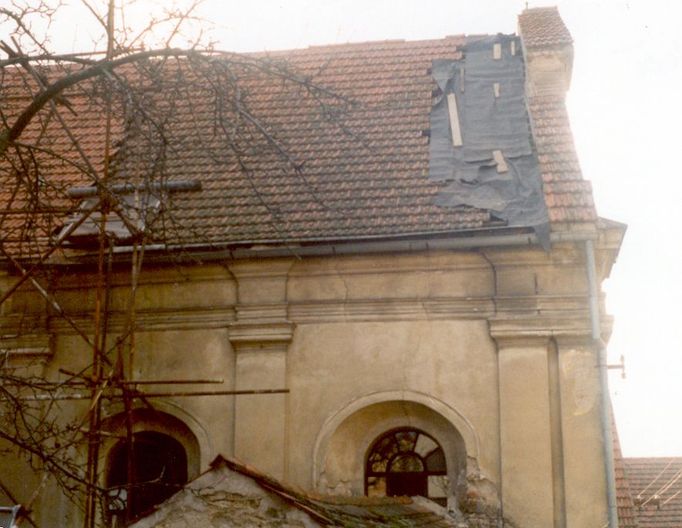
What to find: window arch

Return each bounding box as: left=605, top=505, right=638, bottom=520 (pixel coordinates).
left=106, top=431, right=188, bottom=523
left=365, top=428, right=447, bottom=505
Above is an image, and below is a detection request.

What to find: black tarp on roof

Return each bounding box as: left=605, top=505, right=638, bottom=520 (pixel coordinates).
left=429, top=35, right=550, bottom=247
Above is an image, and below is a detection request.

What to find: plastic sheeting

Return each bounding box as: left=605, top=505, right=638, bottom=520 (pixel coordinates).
left=429, top=35, right=550, bottom=248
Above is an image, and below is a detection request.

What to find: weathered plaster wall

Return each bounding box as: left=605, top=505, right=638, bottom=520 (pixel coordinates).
left=0, top=240, right=616, bottom=527
left=286, top=320, right=497, bottom=488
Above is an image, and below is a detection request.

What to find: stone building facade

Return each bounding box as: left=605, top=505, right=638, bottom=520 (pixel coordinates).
left=0, top=7, right=626, bottom=528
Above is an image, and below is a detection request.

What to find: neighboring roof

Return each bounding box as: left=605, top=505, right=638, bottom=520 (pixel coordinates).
left=131, top=455, right=467, bottom=528
left=0, top=8, right=596, bottom=259
left=625, top=457, right=682, bottom=528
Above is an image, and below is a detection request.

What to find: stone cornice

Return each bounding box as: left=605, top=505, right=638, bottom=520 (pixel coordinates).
left=6, top=293, right=600, bottom=336
left=227, top=259, right=295, bottom=279
left=228, top=321, right=295, bottom=346
left=0, top=333, right=52, bottom=363
left=490, top=315, right=590, bottom=340
left=1, top=346, right=52, bottom=360
left=47, top=307, right=236, bottom=334
left=289, top=294, right=589, bottom=323
left=236, top=304, right=287, bottom=322
left=288, top=298, right=495, bottom=322
left=489, top=314, right=613, bottom=346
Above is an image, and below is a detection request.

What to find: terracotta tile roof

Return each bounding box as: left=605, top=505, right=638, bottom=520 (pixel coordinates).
left=528, top=94, right=597, bottom=224
left=120, top=38, right=503, bottom=247
left=613, top=417, right=640, bottom=527
left=518, top=7, right=573, bottom=49
left=1, top=14, right=596, bottom=257
left=0, top=68, right=124, bottom=257
left=625, top=458, right=682, bottom=528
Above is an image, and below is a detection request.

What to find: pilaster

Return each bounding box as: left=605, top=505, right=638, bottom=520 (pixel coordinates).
left=494, top=334, right=555, bottom=527
left=228, top=259, right=294, bottom=479
left=491, top=316, right=608, bottom=528
left=554, top=336, right=608, bottom=527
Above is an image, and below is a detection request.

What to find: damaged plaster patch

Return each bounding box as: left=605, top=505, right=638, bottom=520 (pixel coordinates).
left=130, top=468, right=315, bottom=528
left=561, top=349, right=598, bottom=415
left=317, top=470, right=353, bottom=496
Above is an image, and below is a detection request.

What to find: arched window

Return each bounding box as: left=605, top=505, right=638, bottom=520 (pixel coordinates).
left=106, top=431, right=188, bottom=523
left=365, top=428, right=447, bottom=505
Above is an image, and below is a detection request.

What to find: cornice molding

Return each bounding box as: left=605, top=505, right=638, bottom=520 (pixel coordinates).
left=0, top=333, right=52, bottom=364
left=288, top=298, right=495, bottom=323
left=10, top=293, right=599, bottom=336
left=47, top=307, right=236, bottom=334
left=489, top=314, right=613, bottom=346
left=490, top=315, right=591, bottom=339
left=227, top=259, right=295, bottom=279
left=228, top=321, right=295, bottom=346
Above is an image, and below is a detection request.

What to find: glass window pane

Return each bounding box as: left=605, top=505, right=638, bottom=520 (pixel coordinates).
left=428, top=475, right=449, bottom=498
left=365, top=428, right=449, bottom=504
left=414, top=434, right=437, bottom=457
left=389, top=453, right=424, bottom=473
left=425, top=447, right=446, bottom=472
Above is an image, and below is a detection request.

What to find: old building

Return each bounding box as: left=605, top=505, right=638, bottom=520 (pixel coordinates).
left=0, top=7, right=627, bottom=528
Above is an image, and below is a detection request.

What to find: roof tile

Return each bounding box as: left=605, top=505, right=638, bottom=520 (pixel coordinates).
left=1, top=21, right=596, bottom=256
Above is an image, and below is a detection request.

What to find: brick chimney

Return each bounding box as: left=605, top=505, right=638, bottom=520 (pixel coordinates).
left=518, top=6, right=574, bottom=97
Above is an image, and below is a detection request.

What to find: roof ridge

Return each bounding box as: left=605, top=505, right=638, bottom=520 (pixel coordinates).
left=250, top=34, right=467, bottom=56
left=521, top=6, right=560, bottom=13
left=307, top=38, right=407, bottom=49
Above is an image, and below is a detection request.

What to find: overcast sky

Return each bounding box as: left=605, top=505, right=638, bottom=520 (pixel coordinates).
left=13, top=0, right=682, bottom=456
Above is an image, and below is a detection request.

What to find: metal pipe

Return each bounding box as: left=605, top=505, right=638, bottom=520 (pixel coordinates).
left=121, top=388, right=289, bottom=398
left=118, top=378, right=224, bottom=385
left=67, top=180, right=201, bottom=198
left=584, top=239, right=618, bottom=528
left=479, top=251, right=506, bottom=528
left=3, top=378, right=224, bottom=387
left=7, top=388, right=289, bottom=401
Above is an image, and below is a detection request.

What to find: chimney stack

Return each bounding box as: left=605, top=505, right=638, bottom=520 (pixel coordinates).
left=518, top=7, right=574, bottom=97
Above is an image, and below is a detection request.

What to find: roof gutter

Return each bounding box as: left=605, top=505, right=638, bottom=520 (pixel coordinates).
left=104, top=230, right=598, bottom=262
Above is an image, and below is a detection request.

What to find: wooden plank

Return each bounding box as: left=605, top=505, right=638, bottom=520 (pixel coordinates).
left=493, top=43, right=502, bottom=60
left=447, top=93, right=463, bottom=147
left=494, top=82, right=501, bottom=98
left=459, top=66, right=465, bottom=93
left=493, top=150, right=508, bottom=173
